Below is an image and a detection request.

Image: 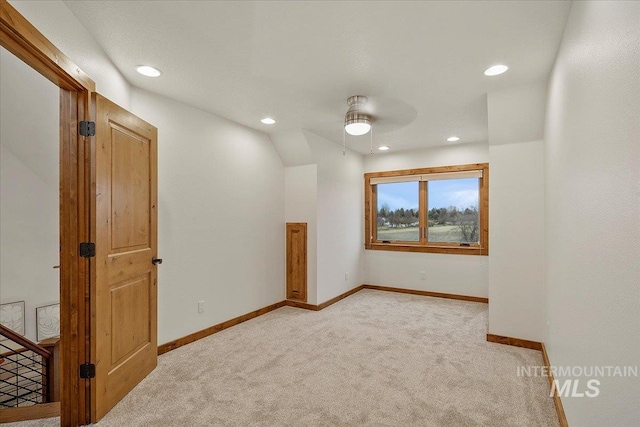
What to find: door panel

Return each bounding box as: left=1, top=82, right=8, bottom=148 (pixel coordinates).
left=110, top=276, right=151, bottom=364
left=286, top=223, right=307, bottom=301
left=93, top=94, right=157, bottom=421
left=110, top=124, right=151, bottom=250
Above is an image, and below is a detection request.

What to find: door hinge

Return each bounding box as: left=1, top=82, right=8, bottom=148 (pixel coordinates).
left=79, top=242, right=96, bottom=258
left=79, top=121, right=96, bottom=137
left=79, top=363, right=95, bottom=379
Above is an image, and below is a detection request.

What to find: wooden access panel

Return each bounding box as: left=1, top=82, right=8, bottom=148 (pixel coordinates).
left=93, top=94, right=158, bottom=421
left=286, top=223, right=307, bottom=301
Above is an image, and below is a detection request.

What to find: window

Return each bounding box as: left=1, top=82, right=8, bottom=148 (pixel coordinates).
left=376, top=181, right=420, bottom=242
left=365, top=163, right=489, bottom=255
left=428, top=178, right=479, bottom=244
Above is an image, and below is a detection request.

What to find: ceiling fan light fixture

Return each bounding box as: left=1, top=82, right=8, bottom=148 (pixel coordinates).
left=345, top=122, right=371, bottom=136
left=344, top=111, right=372, bottom=136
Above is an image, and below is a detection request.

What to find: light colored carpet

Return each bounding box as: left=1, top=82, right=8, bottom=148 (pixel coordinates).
left=8, top=289, right=558, bottom=426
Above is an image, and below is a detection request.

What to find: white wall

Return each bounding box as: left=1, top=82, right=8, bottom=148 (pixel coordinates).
left=272, top=130, right=314, bottom=167
left=363, top=142, right=489, bottom=298
left=488, top=82, right=547, bottom=146
left=0, top=47, right=59, bottom=343
left=275, top=130, right=363, bottom=305
left=9, top=0, right=131, bottom=109
left=304, top=131, right=364, bottom=304
left=364, top=142, right=488, bottom=173
left=131, top=88, right=285, bottom=345
left=486, top=82, right=548, bottom=343
left=488, top=140, right=546, bottom=342
left=285, top=165, right=318, bottom=304
left=365, top=251, right=488, bottom=298
left=544, top=1, right=640, bottom=425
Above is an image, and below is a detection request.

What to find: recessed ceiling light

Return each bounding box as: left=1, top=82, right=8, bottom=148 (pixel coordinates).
left=484, top=65, right=509, bottom=76
left=447, top=136, right=460, bottom=142
left=136, top=65, right=162, bottom=77
left=261, top=118, right=276, bottom=125
left=378, top=146, right=390, bottom=151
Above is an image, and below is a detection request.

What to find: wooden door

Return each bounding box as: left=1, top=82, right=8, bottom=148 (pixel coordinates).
left=93, top=94, right=158, bottom=420
left=286, top=223, right=307, bottom=301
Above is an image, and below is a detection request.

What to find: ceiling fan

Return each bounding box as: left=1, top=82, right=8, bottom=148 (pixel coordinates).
left=339, top=94, right=417, bottom=155
left=302, top=94, right=417, bottom=154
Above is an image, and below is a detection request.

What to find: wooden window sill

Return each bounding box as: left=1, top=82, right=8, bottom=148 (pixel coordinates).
left=366, top=242, right=488, bottom=256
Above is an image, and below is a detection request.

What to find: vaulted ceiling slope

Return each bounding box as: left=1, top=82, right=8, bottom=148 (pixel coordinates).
left=65, top=1, right=571, bottom=153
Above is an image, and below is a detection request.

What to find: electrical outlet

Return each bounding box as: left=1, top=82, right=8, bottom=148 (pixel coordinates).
left=420, top=271, right=426, bottom=280
left=345, top=272, right=349, bottom=281
left=198, top=300, right=205, bottom=313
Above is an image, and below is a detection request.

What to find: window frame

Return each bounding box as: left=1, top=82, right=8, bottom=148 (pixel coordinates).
left=364, top=163, right=489, bottom=256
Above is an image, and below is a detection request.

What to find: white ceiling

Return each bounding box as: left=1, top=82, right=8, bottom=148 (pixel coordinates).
left=65, top=1, right=571, bottom=154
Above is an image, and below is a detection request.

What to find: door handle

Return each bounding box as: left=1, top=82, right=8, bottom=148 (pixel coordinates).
left=152, top=257, right=163, bottom=265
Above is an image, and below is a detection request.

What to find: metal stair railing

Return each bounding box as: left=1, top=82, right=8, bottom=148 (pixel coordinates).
left=0, top=324, right=52, bottom=408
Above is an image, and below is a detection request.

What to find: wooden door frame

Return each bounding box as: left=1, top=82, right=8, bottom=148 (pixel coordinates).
left=1, top=1, right=95, bottom=425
